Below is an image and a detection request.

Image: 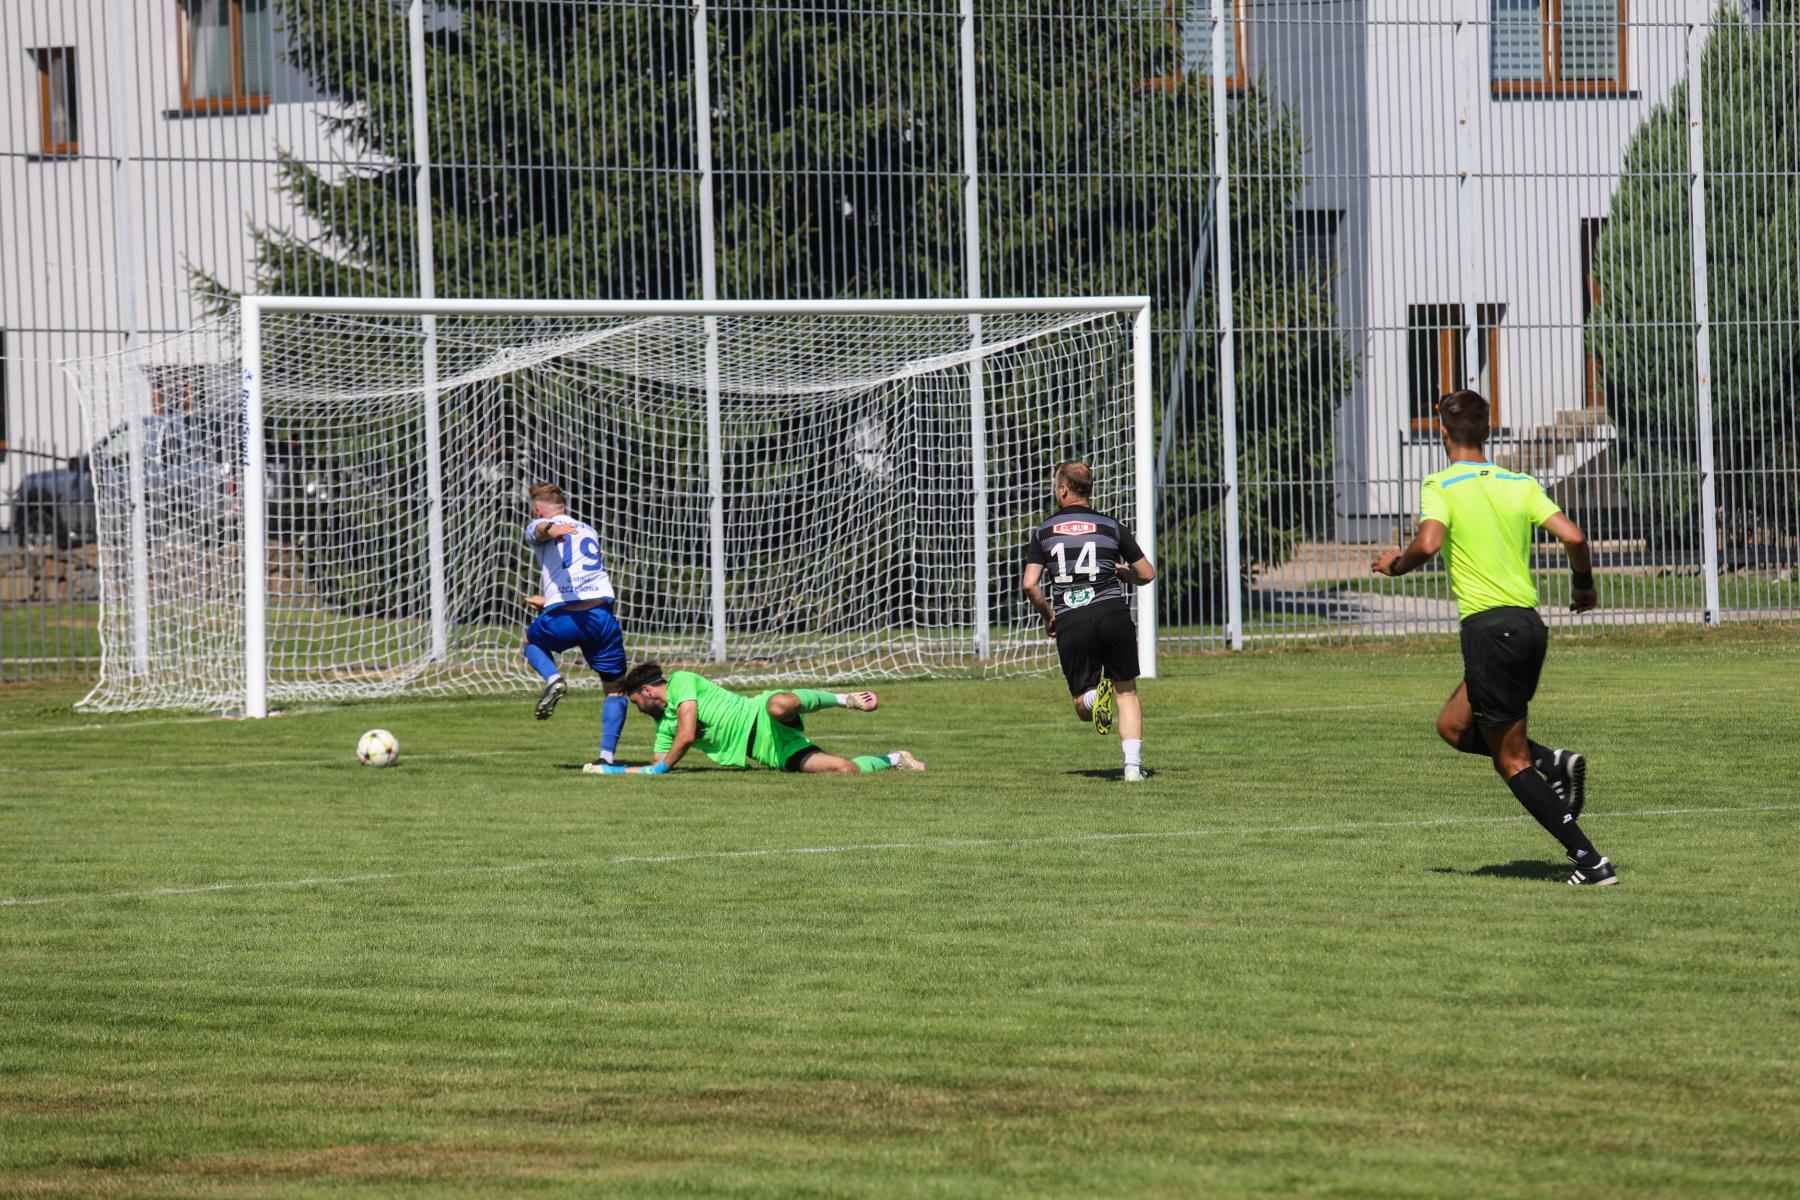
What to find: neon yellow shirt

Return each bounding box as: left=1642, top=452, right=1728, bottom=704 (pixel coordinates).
left=653, top=671, right=757, bottom=767
left=1418, top=461, right=1562, bottom=620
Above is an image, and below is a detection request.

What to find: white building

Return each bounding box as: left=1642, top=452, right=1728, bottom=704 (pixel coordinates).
left=1236, top=0, right=1757, bottom=537
left=2, top=0, right=339, bottom=526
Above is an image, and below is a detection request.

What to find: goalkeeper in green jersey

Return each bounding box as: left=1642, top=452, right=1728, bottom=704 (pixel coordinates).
left=588, top=662, right=926, bottom=776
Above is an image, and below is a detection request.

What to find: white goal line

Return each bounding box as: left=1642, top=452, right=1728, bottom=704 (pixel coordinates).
left=5, top=803, right=1794, bottom=910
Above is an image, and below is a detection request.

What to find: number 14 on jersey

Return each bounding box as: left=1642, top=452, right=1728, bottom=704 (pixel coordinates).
left=1051, top=540, right=1098, bottom=584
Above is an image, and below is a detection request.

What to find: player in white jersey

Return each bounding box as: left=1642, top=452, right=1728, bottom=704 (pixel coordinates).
left=521, top=482, right=630, bottom=766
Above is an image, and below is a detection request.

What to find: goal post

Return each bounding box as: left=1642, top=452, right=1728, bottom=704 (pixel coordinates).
left=82, top=295, right=1155, bottom=716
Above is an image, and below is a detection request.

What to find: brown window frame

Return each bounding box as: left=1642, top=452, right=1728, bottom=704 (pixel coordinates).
left=1408, top=304, right=1505, bottom=432
left=1145, top=0, right=1249, bottom=94
left=1492, top=0, right=1629, bottom=99
left=34, top=47, right=79, bottom=156
left=176, top=0, right=270, bottom=115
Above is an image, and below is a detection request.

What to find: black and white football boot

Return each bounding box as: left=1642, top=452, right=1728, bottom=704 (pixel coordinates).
left=1566, top=855, right=1618, bottom=886
left=1541, top=748, right=1588, bottom=821
left=534, top=677, right=567, bottom=721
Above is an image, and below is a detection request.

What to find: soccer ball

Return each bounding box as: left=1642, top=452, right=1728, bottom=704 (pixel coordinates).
left=357, top=728, right=399, bottom=768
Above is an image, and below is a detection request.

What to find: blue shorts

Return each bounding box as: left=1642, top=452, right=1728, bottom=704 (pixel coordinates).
left=526, top=604, right=626, bottom=680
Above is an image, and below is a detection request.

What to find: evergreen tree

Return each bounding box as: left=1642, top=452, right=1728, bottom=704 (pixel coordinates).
left=225, top=0, right=1357, bottom=622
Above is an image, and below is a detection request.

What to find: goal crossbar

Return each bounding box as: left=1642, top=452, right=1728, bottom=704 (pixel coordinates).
left=226, top=296, right=1154, bottom=717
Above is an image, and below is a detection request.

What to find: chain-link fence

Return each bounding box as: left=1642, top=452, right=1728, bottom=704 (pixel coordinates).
left=4, top=0, right=1794, bottom=681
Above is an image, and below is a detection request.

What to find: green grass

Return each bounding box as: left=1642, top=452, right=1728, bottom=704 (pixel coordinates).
left=3, top=625, right=1799, bottom=1197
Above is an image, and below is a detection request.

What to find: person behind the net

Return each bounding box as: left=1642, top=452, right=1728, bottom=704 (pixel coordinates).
left=590, top=662, right=926, bottom=776
left=1020, top=460, right=1156, bottom=782
left=520, top=481, right=630, bottom=767
left=1371, top=389, right=1615, bottom=886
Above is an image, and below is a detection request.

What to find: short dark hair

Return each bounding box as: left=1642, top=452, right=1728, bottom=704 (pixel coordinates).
left=528, top=482, right=566, bottom=506
left=1055, top=460, right=1093, bottom=500
left=618, top=662, right=666, bottom=695
left=1437, top=390, right=1491, bottom=448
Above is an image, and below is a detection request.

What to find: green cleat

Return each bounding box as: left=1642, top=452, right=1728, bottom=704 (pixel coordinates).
left=1092, top=675, right=1115, bottom=736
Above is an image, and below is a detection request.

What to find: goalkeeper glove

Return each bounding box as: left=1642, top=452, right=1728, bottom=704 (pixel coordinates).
left=643, top=762, right=670, bottom=776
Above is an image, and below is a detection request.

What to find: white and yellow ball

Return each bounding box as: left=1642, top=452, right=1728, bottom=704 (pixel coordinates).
left=356, top=728, right=399, bottom=768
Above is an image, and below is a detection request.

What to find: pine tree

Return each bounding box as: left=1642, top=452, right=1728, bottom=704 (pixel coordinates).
left=222, top=0, right=1357, bottom=620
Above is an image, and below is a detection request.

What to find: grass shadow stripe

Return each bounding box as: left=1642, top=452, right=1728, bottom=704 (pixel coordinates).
left=6, top=804, right=1796, bottom=910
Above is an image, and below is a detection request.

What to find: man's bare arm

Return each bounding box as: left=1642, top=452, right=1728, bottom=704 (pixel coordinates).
left=1541, top=511, right=1596, bottom=612
left=532, top=519, right=579, bottom=544
left=1372, top=520, right=1446, bottom=577
left=1021, top=562, right=1056, bottom=635
left=1116, top=556, right=1155, bottom=585
left=628, top=700, right=698, bottom=773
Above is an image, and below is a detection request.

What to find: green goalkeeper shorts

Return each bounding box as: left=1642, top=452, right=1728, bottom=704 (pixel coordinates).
left=748, top=692, right=821, bottom=772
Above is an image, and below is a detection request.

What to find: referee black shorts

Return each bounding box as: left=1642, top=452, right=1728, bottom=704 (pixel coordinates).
left=1055, top=601, right=1140, bottom=696
left=1460, top=605, right=1549, bottom=726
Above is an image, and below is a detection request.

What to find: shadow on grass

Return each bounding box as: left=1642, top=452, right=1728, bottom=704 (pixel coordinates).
left=1430, top=859, right=1567, bottom=881
left=1061, top=768, right=1166, bottom=780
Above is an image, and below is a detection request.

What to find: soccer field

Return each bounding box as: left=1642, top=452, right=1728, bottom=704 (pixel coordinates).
left=3, top=626, right=1798, bottom=1197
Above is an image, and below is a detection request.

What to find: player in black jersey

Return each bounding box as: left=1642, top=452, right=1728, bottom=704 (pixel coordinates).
left=1021, top=461, right=1156, bottom=781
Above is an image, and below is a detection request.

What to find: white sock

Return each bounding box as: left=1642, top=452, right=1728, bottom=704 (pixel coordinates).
left=548, top=672, right=564, bottom=684
left=1121, top=739, right=1142, bottom=768
left=1080, top=688, right=1098, bottom=714
left=835, top=693, right=852, bottom=707
left=599, top=749, right=615, bottom=764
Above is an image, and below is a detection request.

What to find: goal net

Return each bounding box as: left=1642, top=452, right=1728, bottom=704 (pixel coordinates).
left=67, top=299, right=1152, bottom=714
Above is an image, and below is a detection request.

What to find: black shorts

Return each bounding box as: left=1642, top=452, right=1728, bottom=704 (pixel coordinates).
left=1460, top=606, right=1548, bottom=726
left=1055, top=601, right=1140, bottom=695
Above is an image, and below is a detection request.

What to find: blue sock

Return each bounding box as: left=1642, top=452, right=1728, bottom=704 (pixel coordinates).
left=524, top=643, right=561, bottom=682
left=601, top=694, right=628, bottom=757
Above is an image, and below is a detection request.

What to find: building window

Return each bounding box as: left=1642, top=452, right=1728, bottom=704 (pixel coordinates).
left=1408, top=304, right=1506, bottom=430
left=1492, top=0, right=1627, bottom=98
left=34, top=48, right=78, bottom=155
left=178, top=0, right=271, bottom=113
left=1289, top=210, right=1342, bottom=280
left=1145, top=0, right=1248, bottom=92
left=1580, top=218, right=1607, bottom=408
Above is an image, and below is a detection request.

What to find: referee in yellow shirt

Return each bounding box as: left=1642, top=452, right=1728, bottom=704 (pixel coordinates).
left=1373, top=390, right=1617, bottom=886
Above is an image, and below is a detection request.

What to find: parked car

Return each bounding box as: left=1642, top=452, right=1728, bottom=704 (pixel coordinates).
left=9, top=451, right=95, bottom=549
left=8, top=415, right=338, bottom=549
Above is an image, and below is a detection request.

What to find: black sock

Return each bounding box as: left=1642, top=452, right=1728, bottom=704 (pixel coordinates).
left=1507, top=768, right=1600, bottom=861
left=1461, top=730, right=1560, bottom=775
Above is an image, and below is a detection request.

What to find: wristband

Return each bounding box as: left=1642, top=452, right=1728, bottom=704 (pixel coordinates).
left=597, top=764, right=626, bottom=775
left=1570, top=571, right=1595, bottom=590
left=643, top=761, right=670, bottom=776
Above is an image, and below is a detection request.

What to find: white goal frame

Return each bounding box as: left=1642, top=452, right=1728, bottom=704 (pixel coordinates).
left=239, top=295, right=1155, bottom=719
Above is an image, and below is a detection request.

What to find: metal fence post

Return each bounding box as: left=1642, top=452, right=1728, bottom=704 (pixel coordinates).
left=693, top=0, right=727, bottom=663
left=103, top=0, right=150, bottom=675
left=960, top=0, right=990, bottom=663
left=1212, top=0, right=1243, bottom=650
left=408, top=0, right=447, bottom=662
left=1454, top=1, right=1480, bottom=391
left=1687, top=19, right=1722, bottom=626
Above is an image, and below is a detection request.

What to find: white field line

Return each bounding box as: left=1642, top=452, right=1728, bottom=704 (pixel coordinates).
left=4, top=802, right=1796, bottom=910
left=0, top=748, right=529, bottom=776
left=6, top=682, right=1798, bottom=747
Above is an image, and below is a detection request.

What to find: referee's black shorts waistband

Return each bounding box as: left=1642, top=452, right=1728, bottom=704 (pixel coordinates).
left=1459, top=604, right=1543, bottom=630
